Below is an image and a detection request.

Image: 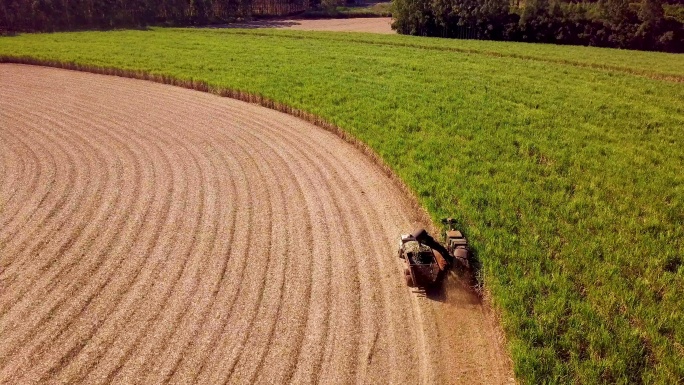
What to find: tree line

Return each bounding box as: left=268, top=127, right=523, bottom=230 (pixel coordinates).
left=392, top=0, right=684, bottom=52
left=0, top=0, right=308, bottom=32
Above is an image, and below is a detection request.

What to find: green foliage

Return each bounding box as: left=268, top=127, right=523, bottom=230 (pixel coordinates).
left=0, top=0, right=300, bottom=32
left=391, top=0, right=684, bottom=52
left=1, top=28, right=683, bottom=384
left=639, top=0, right=665, bottom=23
left=321, top=0, right=343, bottom=11
left=448, top=0, right=509, bottom=25
left=598, top=0, right=634, bottom=25
left=393, top=0, right=511, bottom=37
left=664, top=4, right=684, bottom=23
left=392, top=0, right=437, bottom=35
left=520, top=0, right=551, bottom=24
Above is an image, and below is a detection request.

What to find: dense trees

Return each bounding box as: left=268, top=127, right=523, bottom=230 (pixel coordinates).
left=1, top=0, right=681, bottom=51
left=0, top=0, right=307, bottom=32
left=393, top=0, right=684, bottom=51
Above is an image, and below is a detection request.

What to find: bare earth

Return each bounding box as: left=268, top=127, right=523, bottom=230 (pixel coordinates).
left=220, top=17, right=394, bottom=34
left=0, top=64, right=513, bottom=384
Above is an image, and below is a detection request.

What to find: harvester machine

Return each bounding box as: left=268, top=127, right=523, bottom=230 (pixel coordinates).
left=397, top=219, right=469, bottom=289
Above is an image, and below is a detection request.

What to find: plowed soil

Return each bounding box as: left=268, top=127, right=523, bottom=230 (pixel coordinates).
left=0, top=64, right=512, bottom=384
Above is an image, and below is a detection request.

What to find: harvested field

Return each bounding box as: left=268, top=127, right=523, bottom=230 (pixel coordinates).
left=218, top=17, right=394, bottom=34
left=0, top=64, right=512, bottom=384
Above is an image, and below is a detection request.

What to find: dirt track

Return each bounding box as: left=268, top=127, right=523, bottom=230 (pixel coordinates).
left=0, top=64, right=512, bottom=384
left=215, top=17, right=394, bottom=34
left=286, top=17, right=393, bottom=33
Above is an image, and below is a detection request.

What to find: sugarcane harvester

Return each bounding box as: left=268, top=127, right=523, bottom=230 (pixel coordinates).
left=397, top=218, right=469, bottom=288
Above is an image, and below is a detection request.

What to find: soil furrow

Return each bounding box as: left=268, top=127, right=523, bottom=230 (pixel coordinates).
left=86, top=108, right=195, bottom=384
left=0, top=86, right=149, bottom=383
left=26, top=95, right=169, bottom=383
left=157, top=141, right=236, bottom=384
left=0, top=107, right=47, bottom=234
left=0, top=121, right=47, bottom=268
left=142, top=87, right=325, bottom=384
left=221, top=117, right=320, bottom=384
left=165, top=147, right=246, bottom=385
left=259, top=120, right=419, bottom=383
left=0, top=104, right=99, bottom=343
left=0, top=64, right=514, bottom=385
left=253, top=113, right=405, bottom=383
left=0, top=105, right=81, bottom=283
left=0, top=100, right=101, bottom=286
left=150, top=90, right=346, bottom=380
left=0, top=121, right=39, bottom=233
left=224, top=108, right=371, bottom=384
left=112, top=95, right=216, bottom=384
left=262, top=112, right=430, bottom=383
left=164, top=99, right=338, bottom=384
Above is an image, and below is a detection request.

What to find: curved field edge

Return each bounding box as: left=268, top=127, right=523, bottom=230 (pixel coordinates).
left=0, top=29, right=682, bottom=384
left=0, top=57, right=437, bottom=226
left=3, top=64, right=506, bottom=384
left=0, top=59, right=513, bottom=383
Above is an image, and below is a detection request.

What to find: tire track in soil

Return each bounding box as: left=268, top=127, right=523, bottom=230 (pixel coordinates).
left=0, top=64, right=514, bottom=385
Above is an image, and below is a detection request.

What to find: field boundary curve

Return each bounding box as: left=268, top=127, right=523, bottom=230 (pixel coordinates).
left=0, top=56, right=440, bottom=235
left=1, top=63, right=519, bottom=384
